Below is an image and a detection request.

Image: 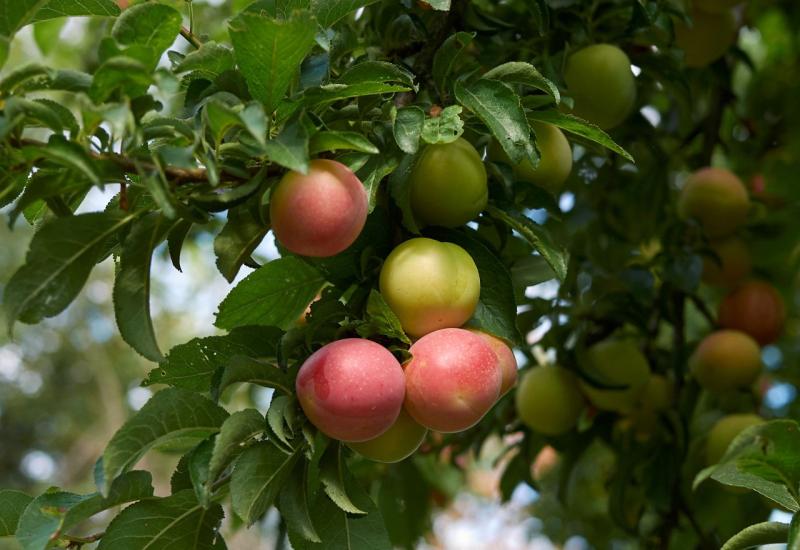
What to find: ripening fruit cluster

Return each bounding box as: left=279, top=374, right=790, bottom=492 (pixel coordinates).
left=678, top=165, right=784, bottom=465
left=274, top=137, right=576, bottom=462
left=674, top=0, right=743, bottom=68
left=514, top=335, right=672, bottom=441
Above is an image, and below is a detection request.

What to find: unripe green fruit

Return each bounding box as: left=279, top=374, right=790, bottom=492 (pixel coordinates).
left=677, top=167, right=750, bottom=238
left=409, top=138, right=488, bottom=228
left=706, top=413, right=764, bottom=465
left=563, top=44, right=637, bottom=130
left=675, top=8, right=738, bottom=68
left=579, top=338, right=651, bottom=413
left=348, top=409, right=428, bottom=463
left=702, top=238, right=752, bottom=288
left=379, top=238, right=480, bottom=338
left=638, top=374, right=674, bottom=413
left=515, top=365, right=584, bottom=436
left=488, top=122, right=572, bottom=193
left=690, top=330, right=762, bottom=393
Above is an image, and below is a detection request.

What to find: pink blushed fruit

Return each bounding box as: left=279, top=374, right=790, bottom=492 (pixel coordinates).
left=296, top=338, right=405, bottom=442
left=404, top=328, right=502, bottom=433
left=270, top=159, right=368, bottom=258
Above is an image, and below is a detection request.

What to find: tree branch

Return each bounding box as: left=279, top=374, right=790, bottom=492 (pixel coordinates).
left=10, top=137, right=255, bottom=186
left=180, top=26, right=202, bottom=50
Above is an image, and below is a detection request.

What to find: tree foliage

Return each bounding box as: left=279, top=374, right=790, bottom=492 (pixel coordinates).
left=1, top=0, right=800, bottom=549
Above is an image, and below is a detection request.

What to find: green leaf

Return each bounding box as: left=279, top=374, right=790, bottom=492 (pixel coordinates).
left=0, top=0, right=117, bottom=35
left=9, top=170, right=91, bottom=223
left=97, top=490, right=224, bottom=550
left=432, top=32, right=474, bottom=97
left=31, top=0, right=119, bottom=23
left=111, top=3, right=182, bottom=67
left=387, top=152, right=422, bottom=234
left=290, top=476, right=392, bottom=550
left=694, top=420, right=800, bottom=511
left=229, top=10, right=317, bottom=114
left=483, top=61, right=561, bottom=104
left=789, top=513, right=800, bottom=550
left=214, top=203, right=268, bottom=283
left=215, top=257, right=325, bottom=331
left=114, top=213, right=172, bottom=362
left=0, top=490, right=32, bottom=537
left=263, top=114, right=310, bottom=173
left=208, top=409, right=265, bottom=484
left=279, top=461, right=321, bottom=543
left=144, top=326, right=284, bottom=392
left=454, top=78, right=537, bottom=166
left=167, top=219, right=192, bottom=272
left=231, top=442, right=301, bottom=525
left=356, top=153, right=400, bottom=213
left=427, top=227, right=522, bottom=344
left=215, top=355, right=293, bottom=398
left=392, top=106, right=425, bottom=154
left=311, top=0, right=384, bottom=27
left=527, top=109, right=634, bottom=162
left=309, top=131, right=379, bottom=155
left=486, top=205, right=568, bottom=282
left=21, top=136, right=100, bottom=184
left=16, top=471, right=153, bottom=550
left=319, top=443, right=365, bottom=514
left=303, top=61, right=415, bottom=106
left=90, top=56, right=152, bottom=102
left=188, top=439, right=215, bottom=507
left=103, top=389, right=229, bottom=490
left=4, top=211, right=135, bottom=328
left=267, top=394, right=296, bottom=448
left=721, top=521, right=790, bottom=550
left=174, top=41, right=235, bottom=80
left=356, top=290, right=410, bottom=344
left=0, top=34, right=8, bottom=69
left=421, top=105, right=464, bottom=145
left=426, top=0, right=451, bottom=9
left=33, top=18, right=65, bottom=55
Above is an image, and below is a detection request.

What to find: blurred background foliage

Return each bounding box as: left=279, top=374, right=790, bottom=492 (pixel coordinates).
left=1, top=0, right=800, bottom=549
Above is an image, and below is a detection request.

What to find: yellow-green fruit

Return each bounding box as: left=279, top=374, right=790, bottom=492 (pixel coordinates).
left=348, top=409, right=428, bottom=463
left=515, top=365, right=584, bottom=436
left=690, top=330, right=762, bottom=393
left=638, top=374, right=674, bottom=413
left=695, top=0, right=744, bottom=14
left=409, top=138, right=488, bottom=228
left=379, top=238, right=480, bottom=338
left=675, top=8, right=738, bottom=68
left=702, top=238, right=752, bottom=288
left=706, top=413, right=764, bottom=465
left=564, top=44, right=637, bottom=130
left=488, top=122, right=573, bottom=193
left=677, top=167, right=750, bottom=238
left=565, top=440, right=616, bottom=517
left=579, top=338, right=651, bottom=413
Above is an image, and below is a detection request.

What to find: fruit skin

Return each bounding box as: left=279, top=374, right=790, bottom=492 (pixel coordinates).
left=379, top=238, right=480, bottom=338
left=488, top=121, right=573, bottom=193
left=348, top=409, right=428, bottom=463
left=677, top=167, right=750, bottom=238
left=516, top=365, right=584, bottom=435
left=404, top=328, right=502, bottom=433
left=718, top=281, right=786, bottom=345
left=579, top=337, right=651, bottom=413
left=409, top=138, right=488, bottom=228
left=469, top=329, right=518, bottom=396
left=295, top=339, right=405, bottom=442
left=690, top=330, right=762, bottom=393
left=706, top=413, right=764, bottom=465
left=675, top=8, right=738, bottom=68
left=270, top=159, right=368, bottom=257
left=702, top=238, right=752, bottom=288
left=564, top=44, right=637, bottom=130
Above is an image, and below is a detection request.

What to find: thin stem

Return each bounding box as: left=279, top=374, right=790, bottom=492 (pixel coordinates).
left=180, top=26, right=202, bottom=49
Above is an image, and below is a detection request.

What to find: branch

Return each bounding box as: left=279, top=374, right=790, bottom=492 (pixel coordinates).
left=10, top=137, right=255, bottom=186
left=180, top=26, right=202, bottom=49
